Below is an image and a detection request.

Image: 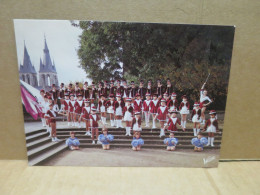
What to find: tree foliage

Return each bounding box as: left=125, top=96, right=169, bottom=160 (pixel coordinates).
left=73, top=21, right=234, bottom=109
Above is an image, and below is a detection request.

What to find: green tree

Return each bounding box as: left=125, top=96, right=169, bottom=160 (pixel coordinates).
left=73, top=21, right=234, bottom=109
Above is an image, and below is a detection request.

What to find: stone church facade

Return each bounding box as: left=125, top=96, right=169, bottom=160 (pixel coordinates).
left=19, top=37, right=59, bottom=90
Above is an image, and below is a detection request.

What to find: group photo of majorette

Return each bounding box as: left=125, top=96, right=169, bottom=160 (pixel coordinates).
left=15, top=20, right=234, bottom=167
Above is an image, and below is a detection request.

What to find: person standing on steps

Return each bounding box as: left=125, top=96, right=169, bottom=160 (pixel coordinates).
left=154, top=98, right=169, bottom=138
left=200, top=82, right=213, bottom=125
left=150, top=93, right=160, bottom=129
left=191, top=102, right=202, bottom=136
left=179, top=95, right=190, bottom=129
left=114, top=93, right=125, bottom=128
left=131, top=112, right=142, bottom=135
left=202, top=110, right=221, bottom=147
left=44, top=103, right=61, bottom=142
left=98, top=94, right=107, bottom=125
left=106, top=94, right=116, bottom=127
left=163, top=108, right=185, bottom=137
left=89, top=106, right=100, bottom=144
left=143, top=93, right=152, bottom=127
left=123, top=98, right=134, bottom=136
left=74, top=94, right=84, bottom=128
left=81, top=99, right=91, bottom=136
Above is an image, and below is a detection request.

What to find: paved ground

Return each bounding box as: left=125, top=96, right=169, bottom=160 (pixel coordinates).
left=42, top=148, right=220, bottom=167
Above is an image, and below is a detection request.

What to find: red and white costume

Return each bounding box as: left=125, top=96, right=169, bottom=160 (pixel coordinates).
left=123, top=105, right=134, bottom=121
left=204, top=117, right=218, bottom=133
left=69, top=100, right=76, bottom=113
left=82, top=106, right=91, bottom=120
left=143, top=100, right=151, bottom=112
left=74, top=100, right=84, bottom=114
left=98, top=99, right=107, bottom=113
left=150, top=99, right=160, bottom=114
left=191, top=108, right=201, bottom=123
left=114, top=100, right=125, bottom=116
left=45, top=109, right=58, bottom=123
left=167, top=99, right=178, bottom=110
left=63, top=99, right=70, bottom=111
left=134, top=99, right=142, bottom=112
left=200, top=89, right=212, bottom=108
left=106, top=100, right=115, bottom=114
left=179, top=101, right=190, bottom=114
left=167, top=117, right=181, bottom=132
left=156, top=106, right=168, bottom=121
left=90, top=114, right=100, bottom=127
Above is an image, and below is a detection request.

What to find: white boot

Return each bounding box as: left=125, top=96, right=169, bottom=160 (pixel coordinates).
left=46, top=126, right=49, bottom=133
left=181, top=121, right=183, bottom=127
left=128, top=127, right=132, bottom=136
left=211, top=137, right=215, bottom=147
left=68, top=122, right=70, bottom=126
left=51, top=137, right=55, bottom=142
left=152, top=119, right=156, bottom=128
left=197, top=128, right=200, bottom=135
left=78, top=122, right=81, bottom=128
left=193, top=128, right=197, bottom=136
left=206, top=137, right=211, bottom=146
left=41, top=119, right=46, bottom=127
left=119, top=120, right=124, bottom=128
left=110, top=120, right=114, bottom=127
left=183, top=121, right=186, bottom=128
left=159, top=129, right=165, bottom=138
left=113, top=120, right=116, bottom=127
left=125, top=127, right=128, bottom=136
left=92, top=140, right=95, bottom=144
left=55, top=137, right=61, bottom=142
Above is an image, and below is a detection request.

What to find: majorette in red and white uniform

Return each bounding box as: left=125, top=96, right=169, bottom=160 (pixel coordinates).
left=89, top=107, right=100, bottom=128
left=150, top=95, right=160, bottom=114
left=45, top=108, right=58, bottom=123
left=81, top=99, right=91, bottom=120
left=132, top=112, right=142, bottom=131
left=63, top=93, right=70, bottom=111
left=74, top=95, right=84, bottom=114
left=82, top=82, right=90, bottom=99
left=156, top=99, right=168, bottom=121
left=106, top=94, right=116, bottom=114
left=167, top=92, right=178, bottom=110
left=191, top=102, right=202, bottom=123
left=199, top=89, right=212, bottom=108
left=69, top=94, right=76, bottom=113
left=123, top=98, right=134, bottom=121
left=133, top=94, right=142, bottom=112
left=179, top=95, right=190, bottom=115
left=114, top=94, right=125, bottom=116
left=143, top=94, right=151, bottom=112
left=98, top=95, right=107, bottom=113
left=204, top=110, right=218, bottom=133
left=166, top=109, right=181, bottom=133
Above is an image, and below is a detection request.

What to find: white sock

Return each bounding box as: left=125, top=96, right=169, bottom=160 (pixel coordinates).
left=125, top=127, right=128, bottom=134
left=207, top=137, right=211, bottom=145
left=116, top=120, right=119, bottom=127
left=110, top=120, right=113, bottom=126
left=197, top=128, right=200, bottom=134
left=203, top=120, right=205, bottom=124
left=211, top=137, right=214, bottom=146
left=193, top=128, right=197, bottom=136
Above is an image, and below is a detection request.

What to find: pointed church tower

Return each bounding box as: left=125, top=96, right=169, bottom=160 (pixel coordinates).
left=39, top=36, right=59, bottom=90
left=19, top=41, right=38, bottom=87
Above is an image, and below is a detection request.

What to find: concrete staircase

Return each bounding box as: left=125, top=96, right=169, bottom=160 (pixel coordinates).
left=25, top=127, right=222, bottom=166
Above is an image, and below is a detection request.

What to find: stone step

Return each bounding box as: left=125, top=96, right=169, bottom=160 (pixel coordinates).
left=25, top=129, right=45, bottom=137
left=56, top=130, right=222, bottom=136
left=26, top=137, right=52, bottom=150
left=78, top=143, right=221, bottom=149
left=56, top=134, right=222, bottom=140
left=63, top=139, right=221, bottom=145
left=56, top=128, right=223, bottom=132
left=27, top=140, right=65, bottom=160
left=28, top=144, right=67, bottom=166
left=26, top=132, right=49, bottom=143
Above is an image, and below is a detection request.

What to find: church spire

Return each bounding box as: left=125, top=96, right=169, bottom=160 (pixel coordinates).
left=19, top=41, right=36, bottom=74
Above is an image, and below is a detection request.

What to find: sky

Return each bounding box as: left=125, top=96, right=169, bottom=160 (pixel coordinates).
left=14, top=19, right=90, bottom=84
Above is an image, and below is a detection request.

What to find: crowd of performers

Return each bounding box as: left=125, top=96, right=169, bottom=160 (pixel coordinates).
left=38, top=78, right=221, bottom=151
